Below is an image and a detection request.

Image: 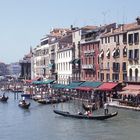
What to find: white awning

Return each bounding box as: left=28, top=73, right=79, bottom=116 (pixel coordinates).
left=112, top=49, right=116, bottom=57
left=99, top=51, right=104, bottom=58
left=106, top=50, right=110, bottom=57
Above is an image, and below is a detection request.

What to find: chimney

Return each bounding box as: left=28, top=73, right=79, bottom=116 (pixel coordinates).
left=111, top=28, right=114, bottom=33
left=121, top=24, right=124, bottom=31
left=136, top=17, right=140, bottom=25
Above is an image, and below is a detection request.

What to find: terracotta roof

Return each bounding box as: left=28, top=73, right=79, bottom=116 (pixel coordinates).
left=102, top=22, right=140, bottom=37
left=82, top=25, right=98, bottom=30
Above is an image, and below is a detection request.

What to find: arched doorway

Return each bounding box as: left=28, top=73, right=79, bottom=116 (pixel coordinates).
left=135, top=68, right=138, bottom=82
left=129, top=68, right=132, bottom=81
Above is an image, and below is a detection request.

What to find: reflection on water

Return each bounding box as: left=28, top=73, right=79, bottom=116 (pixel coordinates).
left=0, top=92, right=140, bottom=140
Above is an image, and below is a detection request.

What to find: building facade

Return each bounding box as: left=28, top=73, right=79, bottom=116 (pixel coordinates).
left=127, top=17, right=140, bottom=82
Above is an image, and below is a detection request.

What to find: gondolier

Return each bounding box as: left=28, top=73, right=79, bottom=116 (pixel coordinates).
left=104, top=102, right=109, bottom=115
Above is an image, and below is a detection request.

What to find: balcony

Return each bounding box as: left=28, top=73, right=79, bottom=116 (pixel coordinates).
left=128, top=57, right=133, bottom=61
left=134, top=57, right=139, bottom=61
left=84, top=50, right=94, bottom=56
left=82, top=64, right=95, bottom=70
left=112, top=67, right=120, bottom=72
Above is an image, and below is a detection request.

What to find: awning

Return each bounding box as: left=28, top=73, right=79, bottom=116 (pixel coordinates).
left=32, top=79, right=54, bottom=85
left=123, top=85, right=140, bottom=91
left=48, top=63, right=54, bottom=68
left=99, top=51, right=104, bottom=58
left=52, top=84, right=66, bottom=89
left=118, top=90, right=140, bottom=95
left=80, top=81, right=102, bottom=88
left=106, top=50, right=110, bottom=57
left=64, top=81, right=84, bottom=89
left=69, top=59, right=75, bottom=64
left=74, top=58, right=80, bottom=63
left=42, top=79, right=55, bottom=84
left=112, top=49, right=116, bottom=56
left=32, top=81, right=43, bottom=85
left=76, top=86, right=93, bottom=91
left=97, top=82, right=118, bottom=91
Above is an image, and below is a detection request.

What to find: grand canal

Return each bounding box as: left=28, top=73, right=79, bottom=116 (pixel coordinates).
left=0, top=92, right=140, bottom=140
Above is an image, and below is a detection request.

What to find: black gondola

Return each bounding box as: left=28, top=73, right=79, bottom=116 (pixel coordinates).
left=0, top=96, right=8, bottom=102
left=53, top=110, right=118, bottom=120
left=18, top=100, right=30, bottom=109
left=38, top=99, right=49, bottom=104
left=82, top=103, right=96, bottom=111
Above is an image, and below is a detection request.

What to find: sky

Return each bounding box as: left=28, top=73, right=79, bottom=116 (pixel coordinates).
left=0, top=0, right=140, bottom=64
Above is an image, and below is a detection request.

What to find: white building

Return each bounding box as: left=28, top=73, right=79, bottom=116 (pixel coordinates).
left=32, top=36, right=50, bottom=79
left=57, top=46, right=73, bottom=84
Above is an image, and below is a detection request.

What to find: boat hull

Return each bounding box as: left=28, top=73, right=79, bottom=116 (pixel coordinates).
left=53, top=110, right=118, bottom=120
left=19, top=102, right=30, bottom=109
left=0, top=96, right=8, bottom=102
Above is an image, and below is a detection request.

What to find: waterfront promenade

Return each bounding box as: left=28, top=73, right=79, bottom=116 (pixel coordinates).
left=0, top=92, right=140, bottom=140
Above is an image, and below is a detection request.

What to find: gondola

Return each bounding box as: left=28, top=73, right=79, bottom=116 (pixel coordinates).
left=0, top=96, right=8, bottom=102
left=38, top=99, right=49, bottom=104
left=18, top=100, right=30, bottom=109
left=82, top=103, right=96, bottom=111
left=53, top=110, right=118, bottom=120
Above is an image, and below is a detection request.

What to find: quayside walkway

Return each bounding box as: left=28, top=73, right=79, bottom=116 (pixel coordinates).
left=108, top=101, right=140, bottom=111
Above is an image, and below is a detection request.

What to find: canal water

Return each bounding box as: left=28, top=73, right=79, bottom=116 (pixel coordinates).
left=0, top=92, right=140, bottom=140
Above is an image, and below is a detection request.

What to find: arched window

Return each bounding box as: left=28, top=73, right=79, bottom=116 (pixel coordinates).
left=129, top=68, right=132, bottom=81
left=135, top=68, right=138, bottom=82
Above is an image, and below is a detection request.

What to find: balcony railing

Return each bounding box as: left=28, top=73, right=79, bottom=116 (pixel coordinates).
left=134, top=57, right=139, bottom=61
left=127, top=77, right=140, bottom=82
left=82, top=64, right=95, bottom=70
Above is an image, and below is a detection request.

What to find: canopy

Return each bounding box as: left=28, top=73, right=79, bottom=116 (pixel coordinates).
left=52, top=84, right=66, bottom=89
left=64, top=81, right=84, bottom=89
left=80, top=81, right=102, bottom=88
left=76, top=86, right=93, bottom=91
left=123, top=84, right=140, bottom=91
left=118, top=90, right=140, bottom=95
left=32, top=79, right=54, bottom=85
left=97, top=82, right=118, bottom=91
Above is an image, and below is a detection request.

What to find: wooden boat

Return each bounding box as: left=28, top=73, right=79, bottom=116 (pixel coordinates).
left=53, top=110, right=118, bottom=120
left=0, top=96, right=8, bottom=102
left=38, top=99, right=48, bottom=104
left=18, top=100, right=30, bottom=109
left=82, top=103, right=96, bottom=111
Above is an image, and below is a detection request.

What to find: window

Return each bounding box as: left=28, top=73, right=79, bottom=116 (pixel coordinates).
left=107, top=62, right=110, bottom=69
left=85, top=58, right=88, bottom=64
left=123, top=74, right=127, bottom=81
left=106, top=74, right=110, bottom=81
left=134, top=49, right=139, bottom=60
left=116, top=35, right=119, bottom=44
left=101, top=38, right=104, bottom=44
left=108, top=37, right=110, bottom=43
left=128, top=34, right=133, bottom=44
left=105, top=37, right=107, bottom=43
left=114, top=35, right=116, bottom=42
left=122, top=62, right=126, bottom=71
left=123, top=33, right=127, bottom=44
left=100, top=73, right=104, bottom=81
left=129, top=50, right=133, bottom=59
left=134, top=33, right=139, bottom=44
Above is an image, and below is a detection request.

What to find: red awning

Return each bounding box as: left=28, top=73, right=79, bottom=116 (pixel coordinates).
left=97, top=82, right=118, bottom=91
left=123, top=85, right=140, bottom=91
left=76, top=86, right=93, bottom=91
